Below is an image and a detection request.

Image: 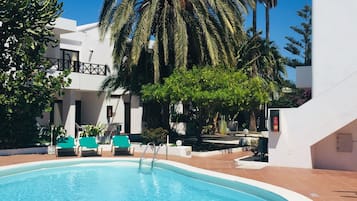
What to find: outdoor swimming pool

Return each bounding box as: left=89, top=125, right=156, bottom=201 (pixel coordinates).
left=0, top=159, right=311, bottom=201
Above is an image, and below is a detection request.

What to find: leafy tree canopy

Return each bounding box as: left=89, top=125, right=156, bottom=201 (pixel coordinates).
left=0, top=0, right=70, bottom=148
left=141, top=66, right=272, bottom=114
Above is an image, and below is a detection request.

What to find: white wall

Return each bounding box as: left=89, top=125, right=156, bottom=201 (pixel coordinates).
left=78, top=26, right=113, bottom=68
left=62, top=90, right=76, bottom=136
left=81, top=92, right=104, bottom=125
left=106, top=96, right=125, bottom=127
left=53, top=18, right=77, bottom=34
left=312, top=0, right=357, bottom=97
left=130, top=95, right=143, bottom=134
left=269, top=0, right=357, bottom=169
left=295, top=66, right=312, bottom=89
left=67, top=73, right=107, bottom=91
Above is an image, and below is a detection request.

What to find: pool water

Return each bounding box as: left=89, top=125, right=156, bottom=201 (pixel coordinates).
left=0, top=160, right=289, bottom=201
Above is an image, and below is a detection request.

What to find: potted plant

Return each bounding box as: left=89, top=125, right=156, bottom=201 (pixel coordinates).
left=81, top=124, right=105, bottom=143
left=52, top=125, right=67, bottom=144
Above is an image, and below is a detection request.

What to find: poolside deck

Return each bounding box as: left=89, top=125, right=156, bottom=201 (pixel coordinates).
left=0, top=151, right=356, bottom=201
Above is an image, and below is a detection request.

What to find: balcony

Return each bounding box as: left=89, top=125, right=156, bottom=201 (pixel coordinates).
left=46, top=58, right=108, bottom=76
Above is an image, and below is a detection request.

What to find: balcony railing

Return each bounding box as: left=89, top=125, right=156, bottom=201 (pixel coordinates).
left=46, top=58, right=108, bottom=76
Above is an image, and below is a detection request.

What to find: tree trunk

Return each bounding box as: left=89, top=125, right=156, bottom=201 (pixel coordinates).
left=161, top=102, right=170, bottom=130
left=251, top=0, right=259, bottom=129
left=253, top=0, right=257, bottom=33
left=258, top=108, right=266, bottom=131
left=249, top=110, right=257, bottom=132
left=142, top=101, right=162, bottom=129
left=265, top=4, right=270, bottom=43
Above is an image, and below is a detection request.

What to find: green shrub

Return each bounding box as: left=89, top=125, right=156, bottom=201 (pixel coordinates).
left=142, top=127, right=168, bottom=145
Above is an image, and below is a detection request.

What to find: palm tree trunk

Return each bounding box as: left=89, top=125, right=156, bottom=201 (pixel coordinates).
left=265, top=4, right=270, bottom=43
left=142, top=101, right=162, bottom=129
left=253, top=0, right=257, bottom=33
left=250, top=0, right=259, bottom=132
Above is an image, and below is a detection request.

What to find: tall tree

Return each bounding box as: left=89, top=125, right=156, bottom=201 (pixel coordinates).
left=141, top=66, right=271, bottom=139
left=262, top=0, right=277, bottom=43
left=284, top=5, right=312, bottom=67
left=0, top=0, right=70, bottom=148
left=250, top=0, right=277, bottom=131
left=236, top=32, right=286, bottom=131
left=252, top=0, right=277, bottom=42
left=99, top=0, right=253, bottom=128
left=252, top=0, right=258, bottom=33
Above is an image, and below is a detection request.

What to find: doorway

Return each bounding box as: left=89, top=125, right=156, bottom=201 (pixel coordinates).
left=50, top=100, right=63, bottom=126
left=75, top=101, right=82, bottom=124
left=124, top=102, right=131, bottom=133
left=75, top=101, right=82, bottom=138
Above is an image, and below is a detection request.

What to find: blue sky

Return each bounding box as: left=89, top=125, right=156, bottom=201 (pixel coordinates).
left=59, top=0, right=312, bottom=82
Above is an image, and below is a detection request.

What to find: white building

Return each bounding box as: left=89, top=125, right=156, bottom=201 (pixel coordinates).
left=269, top=0, right=357, bottom=171
left=295, top=66, right=312, bottom=89
left=37, top=18, right=143, bottom=137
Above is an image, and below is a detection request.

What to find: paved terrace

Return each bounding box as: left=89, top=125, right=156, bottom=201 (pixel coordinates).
left=0, top=151, right=357, bottom=201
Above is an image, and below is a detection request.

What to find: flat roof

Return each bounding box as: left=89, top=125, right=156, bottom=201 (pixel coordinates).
left=53, top=17, right=77, bottom=34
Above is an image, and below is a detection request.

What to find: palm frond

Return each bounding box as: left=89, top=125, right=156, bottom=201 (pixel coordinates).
left=173, top=0, right=188, bottom=69
left=98, top=0, right=117, bottom=39
left=99, top=0, right=253, bottom=92
left=130, top=0, right=158, bottom=66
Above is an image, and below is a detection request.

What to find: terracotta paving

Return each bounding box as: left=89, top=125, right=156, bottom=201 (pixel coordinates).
left=1, top=151, right=357, bottom=201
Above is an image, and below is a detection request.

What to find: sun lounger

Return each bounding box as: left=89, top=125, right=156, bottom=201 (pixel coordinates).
left=78, top=137, right=102, bottom=156
left=111, top=135, right=134, bottom=155
left=56, top=136, right=76, bottom=156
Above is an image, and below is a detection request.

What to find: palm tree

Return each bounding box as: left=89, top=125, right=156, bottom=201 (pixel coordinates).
left=99, top=0, right=253, bottom=129
left=252, top=0, right=258, bottom=33
left=99, top=0, right=253, bottom=88
left=252, top=0, right=277, bottom=42
left=237, top=34, right=285, bottom=81
left=262, top=0, right=277, bottom=43
left=250, top=0, right=277, bottom=131
left=236, top=32, right=286, bottom=131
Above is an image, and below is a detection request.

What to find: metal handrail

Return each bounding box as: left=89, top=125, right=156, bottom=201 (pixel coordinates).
left=139, top=142, right=155, bottom=169
left=45, top=57, right=108, bottom=76
left=139, top=142, right=167, bottom=170
left=152, top=144, right=162, bottom=167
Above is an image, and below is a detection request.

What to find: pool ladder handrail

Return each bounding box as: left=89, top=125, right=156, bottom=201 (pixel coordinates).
left=152, top=143, right=167, bottom=164
left=139, top=142, right=162, bottom=170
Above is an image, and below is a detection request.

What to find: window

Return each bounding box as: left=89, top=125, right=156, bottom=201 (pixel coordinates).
left=59, top=49, right=79, bottom=72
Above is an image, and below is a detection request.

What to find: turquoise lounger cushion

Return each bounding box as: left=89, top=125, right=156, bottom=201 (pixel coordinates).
left=57, top=136, right=75, bottom=149
left=112, top=135, right=130, bottom=148
left=79, top=137, right=99, bottom=149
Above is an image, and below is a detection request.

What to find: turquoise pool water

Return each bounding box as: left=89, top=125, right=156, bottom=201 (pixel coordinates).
left=0, top=160, right=289, bottom=201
